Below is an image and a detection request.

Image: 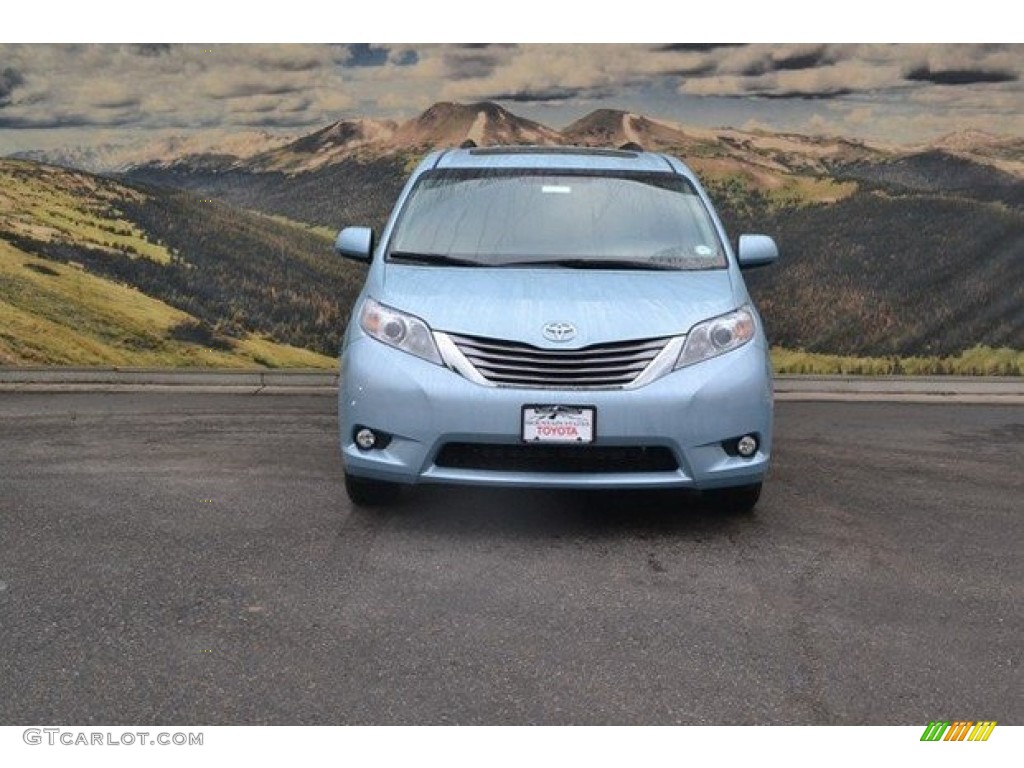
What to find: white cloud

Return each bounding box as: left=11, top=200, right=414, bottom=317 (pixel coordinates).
left=0, top=43, right=1021, bottom=151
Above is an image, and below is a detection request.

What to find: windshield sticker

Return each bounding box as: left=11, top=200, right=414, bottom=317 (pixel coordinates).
left=695, top=245, right=713, bottom=256
left=541, top=185, right=572, bottom=194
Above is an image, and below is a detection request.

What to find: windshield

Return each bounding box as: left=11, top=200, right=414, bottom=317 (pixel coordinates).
left=387, top=169, right=727, bottom=270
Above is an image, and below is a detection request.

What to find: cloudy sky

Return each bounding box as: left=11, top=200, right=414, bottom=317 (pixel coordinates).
left=1, top=43, right=1021, bottom=154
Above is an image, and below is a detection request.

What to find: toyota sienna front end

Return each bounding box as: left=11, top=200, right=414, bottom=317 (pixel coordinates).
left=335, top=146, right=779, bottom=512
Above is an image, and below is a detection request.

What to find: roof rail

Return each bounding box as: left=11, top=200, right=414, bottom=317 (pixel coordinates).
left=469, top=146, right=641, bottom=159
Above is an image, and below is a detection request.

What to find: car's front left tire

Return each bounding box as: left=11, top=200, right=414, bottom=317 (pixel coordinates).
left=704, top=482, right=762, bottom=514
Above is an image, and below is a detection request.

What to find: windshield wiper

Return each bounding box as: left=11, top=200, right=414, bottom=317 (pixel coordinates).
left=388, top=251, right=485, bottom=267
left=501, top=258, right=679, bottom=270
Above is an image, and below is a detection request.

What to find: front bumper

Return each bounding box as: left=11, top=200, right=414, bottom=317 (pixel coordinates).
left=339, top=334, right=773, bottom=490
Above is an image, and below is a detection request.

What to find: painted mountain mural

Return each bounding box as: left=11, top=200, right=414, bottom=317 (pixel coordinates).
left=5, top=101, right=1023, bottom=370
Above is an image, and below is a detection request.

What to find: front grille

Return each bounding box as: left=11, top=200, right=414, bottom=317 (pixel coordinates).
left=434, top=443, right=679, bottom=473
left=447, top=333, right=670, bottom=389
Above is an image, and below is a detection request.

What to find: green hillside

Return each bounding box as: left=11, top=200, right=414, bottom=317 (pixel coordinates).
left=127, top=155, right=412, bottom=234
left=8, top=100, right=1023, bottom=371
left=0, top=240, right=330, bottom=367
left=722, top=189, right=1024, bottom=357
left=0, top=159, right=349, bottom=368
left=1, top=159, right=172, bottom=264
left=131, top=149, right=1024, bottom=361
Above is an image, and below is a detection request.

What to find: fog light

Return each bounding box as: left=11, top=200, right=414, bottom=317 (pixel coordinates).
left=355, top=428, right=377, bottom=450
left=736, top=434, right=758, bottom=458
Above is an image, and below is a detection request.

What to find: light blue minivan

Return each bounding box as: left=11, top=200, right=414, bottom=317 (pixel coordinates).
left=335, top=145, right=778, bottom=512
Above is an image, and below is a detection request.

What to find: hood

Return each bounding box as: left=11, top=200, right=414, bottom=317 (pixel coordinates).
left=373, top=265, right=741, bottom=348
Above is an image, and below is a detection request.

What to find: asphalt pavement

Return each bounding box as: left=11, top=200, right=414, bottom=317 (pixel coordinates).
left=0, top=392, right=1020, bottom=724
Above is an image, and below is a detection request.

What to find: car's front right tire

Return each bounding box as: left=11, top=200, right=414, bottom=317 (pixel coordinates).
left=344, top=473, right=401, bottom=507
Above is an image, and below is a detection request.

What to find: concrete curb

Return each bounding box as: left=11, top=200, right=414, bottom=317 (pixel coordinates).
left=0, top=367, right=338, bottom=387
left=1, top=368, right=1022, bottom=403
left=0, top=368, right=338, bottom=396
left=773, top=375, right=1024, bottom=403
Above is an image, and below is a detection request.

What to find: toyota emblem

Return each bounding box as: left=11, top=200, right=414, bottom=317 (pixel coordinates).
left=542, top=322, right=577, bottom=343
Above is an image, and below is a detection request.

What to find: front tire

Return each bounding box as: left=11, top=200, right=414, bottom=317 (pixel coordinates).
left=704, top=482, right=762, bottom=514
left=345, top=473, right=401, bottom=507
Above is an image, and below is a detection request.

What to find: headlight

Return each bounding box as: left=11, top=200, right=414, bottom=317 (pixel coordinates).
left=359, top=298, right=442, bottom=365
left=675, top=306, right=756, bottom=369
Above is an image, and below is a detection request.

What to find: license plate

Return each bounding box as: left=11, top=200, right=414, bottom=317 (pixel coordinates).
left=522, top=405, right=595, bottom=444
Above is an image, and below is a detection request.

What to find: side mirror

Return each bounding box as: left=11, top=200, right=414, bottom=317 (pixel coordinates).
left=335, top=226, right=374, bottom=262
left=737, top=234, right=779, bottom=269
